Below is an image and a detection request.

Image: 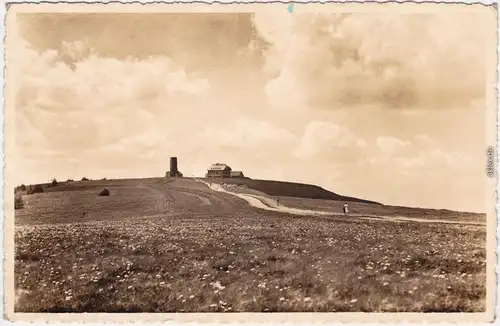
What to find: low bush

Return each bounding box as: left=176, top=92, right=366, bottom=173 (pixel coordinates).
left=82, top=177, right=89, bottom=181
left=27, top=185, right=44, bottom=195
left=15, top=195, right=25, bottom=210
left=15, top=184, right=27, bottom=193
left=98, top=188, right=110, bottom=196
left=51, top=178, right=58, bottom=186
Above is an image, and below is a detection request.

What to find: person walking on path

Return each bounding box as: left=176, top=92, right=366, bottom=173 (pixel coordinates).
left=343, top=203, right=349, bottom=214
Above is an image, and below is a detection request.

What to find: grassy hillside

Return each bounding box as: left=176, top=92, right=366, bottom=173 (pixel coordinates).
left=14, top=177, right=487, bottom=312
left=14, top=178, right=251, bottom=226
left=15, top=177, right=485, bottom=221
left=16, top=176, right=381, bottom=205
left=201, top=178, right=381, bottom=205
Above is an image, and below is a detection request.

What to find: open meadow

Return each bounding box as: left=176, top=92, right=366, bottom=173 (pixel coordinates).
left=14, top=177, right=487, bottom=313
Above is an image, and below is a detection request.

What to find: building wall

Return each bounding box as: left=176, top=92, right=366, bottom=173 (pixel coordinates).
left=206, top=168, right=231, bottom=178
left=206, top=170, right=222, bottom=178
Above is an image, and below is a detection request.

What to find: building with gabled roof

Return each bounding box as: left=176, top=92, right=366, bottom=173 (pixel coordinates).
left=206, top=163, right=232, bottom=178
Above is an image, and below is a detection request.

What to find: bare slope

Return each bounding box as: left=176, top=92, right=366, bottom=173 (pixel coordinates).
left=200, top=180, right=485, bottom=225
left=199, top=178, right=485, bottom=221
left=201, top=178, right=381, bottom=204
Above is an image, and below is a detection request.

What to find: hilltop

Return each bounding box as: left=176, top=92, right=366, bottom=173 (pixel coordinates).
left=16, top=176, right=381, bottom=204
left=200, top=177, right=382, bottom=205
left=15, top=176, right=485, bottom=222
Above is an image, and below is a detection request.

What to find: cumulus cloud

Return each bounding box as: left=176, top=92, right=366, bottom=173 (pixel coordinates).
left=373, top=134, right=480, bottom=173
left=58, top=39, right=96, bottom=70
left=294, top=121, right=367, bottom=161
left=253, top=11, right=488, bottom=111
left=291, top=123, right=484, bottom=211
left=362, top=133, right=479, bottom=178
left=197, top=118, right=298, bottom=175
left=16, top=40, right=210, bottom=144
left=293, top=121, right=481, bottom=191
left=376, top=137, right=412, bottom=154
left=13, top=36, right=212, bottom=182
left=100, top=130, right=173, bottom=152
left=202, top=118, right=295, bottom=148
left=13, top=36, right=296, bottom=183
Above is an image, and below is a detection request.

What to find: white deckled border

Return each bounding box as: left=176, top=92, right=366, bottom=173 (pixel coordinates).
left=1, top=0, right=498, bottom=325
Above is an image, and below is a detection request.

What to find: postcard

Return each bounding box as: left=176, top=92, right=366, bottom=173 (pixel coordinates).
left=4, top=1, right=497, bottom=323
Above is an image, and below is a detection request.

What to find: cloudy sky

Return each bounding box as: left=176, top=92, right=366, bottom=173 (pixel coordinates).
left=10, top=8, right=495, bottom=212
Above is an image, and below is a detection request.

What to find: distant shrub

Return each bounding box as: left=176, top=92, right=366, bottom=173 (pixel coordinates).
left=101, top=177, right=107, bottom=180
left=67, top=179, right=74, bottom=182
left=98, top=188, right=110, bottom=196
left=27, top=184, right=44, bottom=195
left=81, top=177, right=89, bottom=181
left=15, top=184, right=27, bottom=193
left=51, top=178, right=58, bottom=186
left=15, top=195, right=25, bottom=210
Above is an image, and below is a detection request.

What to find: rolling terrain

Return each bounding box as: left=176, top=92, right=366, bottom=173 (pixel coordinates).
left=200, top=177, right=382, bottom=204
left=14, top=177, right=487, bottom=312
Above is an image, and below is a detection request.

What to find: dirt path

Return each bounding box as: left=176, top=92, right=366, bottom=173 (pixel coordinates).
left=197, top=180, right=330, bottom=216
left=196, top=180, right=485, bottom=226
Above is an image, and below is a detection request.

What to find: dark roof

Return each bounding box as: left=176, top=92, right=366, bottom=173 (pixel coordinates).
left=208, top=163, right=231, bottom=171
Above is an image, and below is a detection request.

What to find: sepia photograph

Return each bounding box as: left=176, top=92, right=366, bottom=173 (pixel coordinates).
left=3, top=2, right=497, bottom=323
